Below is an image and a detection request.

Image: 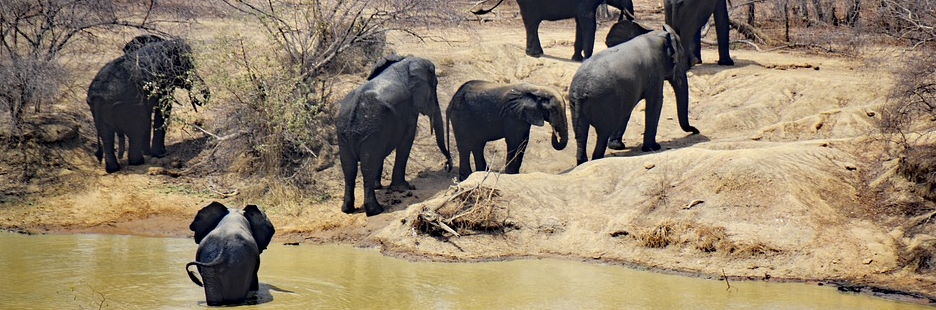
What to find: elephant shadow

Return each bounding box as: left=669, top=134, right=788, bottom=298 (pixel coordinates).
left=605, top=132, right=711, bottom=159
left=689, top=58, right=760, bottom=76
left=112, top=135, right=208, bottom=174
left=539, top=54, right=581, bottom=64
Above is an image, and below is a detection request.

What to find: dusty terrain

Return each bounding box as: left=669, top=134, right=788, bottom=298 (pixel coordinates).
left=2, top=4, right=935, bottom=305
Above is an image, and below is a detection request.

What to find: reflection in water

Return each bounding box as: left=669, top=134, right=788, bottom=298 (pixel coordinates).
left=0, top=232, right=930, bottom=309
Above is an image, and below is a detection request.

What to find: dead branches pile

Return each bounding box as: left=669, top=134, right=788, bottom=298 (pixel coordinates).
left=414, top=184, right=511, bottom=238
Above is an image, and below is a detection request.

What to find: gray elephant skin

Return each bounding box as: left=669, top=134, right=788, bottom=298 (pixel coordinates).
left=86, top=37, right=210, bottom=173
left=336, top=55, right=452, bottom=216
left=186, top=202, right=275, bottom=306
left=570, top=25, right=699, bottom=165
left=665, top=0, right=734, bottom=66
left=605, top=19, right=651, bottom=48
left=446, top=81, right=568, bottom=181
left=475, top=0, right=634, bottom=61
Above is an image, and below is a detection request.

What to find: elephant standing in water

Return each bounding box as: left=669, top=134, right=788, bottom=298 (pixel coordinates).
left=447, top=81, right=568, bottom=181
left=336, top=55, right=452, bottom=216
left=570, top=25, right=699, bottom=164
left=186, top=202, right=275, bottom=306
left=473, top=0, right=635, bottom=61
left=87, top=37, right=210, bottom=173
left=665, top=0, right=734, bottom=66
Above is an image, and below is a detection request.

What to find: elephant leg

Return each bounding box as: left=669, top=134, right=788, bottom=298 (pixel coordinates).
left=388, top=128, right=416, bottom=192
left=457, top=144, right=473, bottom=181
left=99, top=128, right=121, bottom=173
left=608, top=110, right=634, bottom=150
left=339, top=147, right=357, bottom=214
left=472, top=143, right=488, bottom=174
left=641, top=86, right=664, bottom=152
left=360, top=152, right=385, bottom=216
left=713, top=0, right=734, bottom=66
left=522, top=16, right=544, bottom=57
left=151, top=102, right=170, bottom=158
left=573, top=109, right=591, bottom=165
left=591, top=131, right=611, bottom=161
left=250, top=259, right=260, bottom=292
left=573, top=15, right=598, bottom=61
left=127, top=131, right=147, bottom=166
left=504, top=131, right=531, bottom=174
left=117, top=132, right=126, bottom=159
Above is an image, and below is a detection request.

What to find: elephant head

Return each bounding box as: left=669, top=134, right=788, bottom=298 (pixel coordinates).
left=131, top=39, right=210, bottom=111
left=504, top=84, right=569, bottom=150
left=605, top=20, right=651, bottom=48
left=189, top=201, right=275, bottom=252
left=368, top=56, right=453, bottom=171
left=122, top=34, right=166, bottom=54
left=661, top=25, right=699, bottom=134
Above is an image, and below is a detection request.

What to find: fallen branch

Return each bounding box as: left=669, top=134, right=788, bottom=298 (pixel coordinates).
left=419, top=210, right=461, bottom=237
left=683, top=199, right=705, bottom=210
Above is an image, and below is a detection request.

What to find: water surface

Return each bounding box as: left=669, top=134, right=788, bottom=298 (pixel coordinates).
left=0, top=233, right=929, bottom=309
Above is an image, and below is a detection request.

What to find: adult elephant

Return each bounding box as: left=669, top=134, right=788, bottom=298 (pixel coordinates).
left=87, top=38, right=210, bottom=173
left=569, top=25, right=699, bottom=165
left=446, top=81, right=568, bottom=181
left=474, top=0, right=635, bottom=61
left=186, top=202, right=275, bottom=306
left=665, top=0, right=734, bottom=66
left=336, top=55, right=452, bottom=216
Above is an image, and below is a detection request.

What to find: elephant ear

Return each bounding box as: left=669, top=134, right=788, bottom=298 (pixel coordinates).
left=662, top=25, right=682, bottom=69
left=244, top=205, right=276, bottom=253
left=503, top=85, right=546, bottom=127
left=367, top=55, right=408, bottom=80
left=189, top=202, right=229, bottom=244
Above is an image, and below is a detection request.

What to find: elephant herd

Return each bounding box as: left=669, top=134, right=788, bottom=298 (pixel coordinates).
left=83, top=1, right=736, bottom=305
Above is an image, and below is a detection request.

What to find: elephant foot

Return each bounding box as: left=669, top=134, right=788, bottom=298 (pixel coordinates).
left=105, top=163, right=121, bottom=173
left=607, top=139, right=626, bottom=150
left=525, top=49, right=543, bottom=58
left=641, top=143, right=662, bottom=152
left=364, top=203, right=385, bottom=217
left=388, top=182, right=415, bottom=192
left=718, top=58, right=735, bottom=66
left=150, top=148, right=166, bottom=158
left=571, top=54, right=585, bottom=62
left=341, top=201, right=355, bottom=214
left=128, top=157, right=145, bottom=166
left=682, top=125, right=700, bottom=135
left=94, top=150, right=103, bottom=163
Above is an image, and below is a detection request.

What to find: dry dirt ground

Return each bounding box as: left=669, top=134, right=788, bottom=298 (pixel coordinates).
left=2, top=5, right=935, bottom=305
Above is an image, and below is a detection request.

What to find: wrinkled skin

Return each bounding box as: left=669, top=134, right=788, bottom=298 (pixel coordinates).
left=514, top=0, right=635, bottom=61
left=569, top=25, right=699, bottom=165
left=336, top=56, right=453, bottom=216
left=186, top=202, right=275, bottom=307
left=446, top=81, right=569, bottom=181
left=87, top=38, right=210, bottom=173
left=665, top=0, right=734, bottom=67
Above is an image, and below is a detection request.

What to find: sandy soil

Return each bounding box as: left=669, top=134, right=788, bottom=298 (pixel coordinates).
left=2, top=4, right=935, bottom=305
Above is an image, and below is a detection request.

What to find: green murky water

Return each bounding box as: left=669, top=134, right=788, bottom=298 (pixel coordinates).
left=0, top=232, right=930, bottom=309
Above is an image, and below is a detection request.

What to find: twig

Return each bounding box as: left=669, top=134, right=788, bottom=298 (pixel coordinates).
left=683, top=199, right=704, bottom=210
left=722, top=269, right=732, bottom=291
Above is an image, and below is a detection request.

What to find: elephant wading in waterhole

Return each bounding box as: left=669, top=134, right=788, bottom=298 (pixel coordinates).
left=570, top=25, right=699, bottom=165
left=186, top=202, right=275, bottom=306
left=446, top=81, right=568, bottom=181
left=336, top=55, right=452, bottom=216
left=87, top=37, right=210, bottom=173
left=473, top=0, right=635, bottom=61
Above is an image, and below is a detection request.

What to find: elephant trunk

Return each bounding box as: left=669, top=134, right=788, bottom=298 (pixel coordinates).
left=185, top=73, right=210, bottom=112
left=549, top=102, right=569, bottom=150
left=430, top=107, right=453, bottom=172
left=670, top=71, right=699, bottom=134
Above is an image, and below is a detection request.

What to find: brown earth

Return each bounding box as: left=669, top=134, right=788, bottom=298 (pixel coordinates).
left=2, top=5, right=935, bottom=305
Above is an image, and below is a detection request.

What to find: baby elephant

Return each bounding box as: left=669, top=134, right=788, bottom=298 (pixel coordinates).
left=186, top=202, right=275, bottom=306
left=447, top=81, right=569, bottom=181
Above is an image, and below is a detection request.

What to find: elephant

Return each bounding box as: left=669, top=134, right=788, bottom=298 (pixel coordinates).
left=87, top=38, right=210, bottom=173
left=665, top=0, right=734, bottom=66
left=473, top=0, right=635, bottom=61
left=569, top=25, right=699, bottom=165
left=186, top=201, right=275, bottom=306
left=446, top=81, right=568, bottom=181
left=336, top=55, right=452, bottom=216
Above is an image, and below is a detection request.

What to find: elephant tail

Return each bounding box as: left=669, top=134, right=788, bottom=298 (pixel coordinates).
left=185, top=253, right=225, bottom=287
left=471, top=0, right=504, bottom=15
